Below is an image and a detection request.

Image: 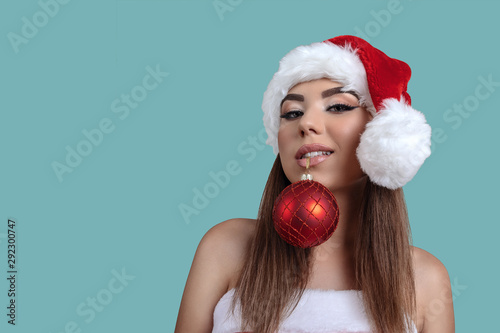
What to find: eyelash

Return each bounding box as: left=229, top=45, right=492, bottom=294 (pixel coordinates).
left=280, top=104, right=358, bottom=120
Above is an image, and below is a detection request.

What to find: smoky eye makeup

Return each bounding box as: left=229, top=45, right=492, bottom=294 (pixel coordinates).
left=280, top=100, right=302, bottom=113
left=279, top=89, right=361, bottom=119
left=326, top=103, right=358, bottom=113
left=280, top=111, right=302, bottom=119
left=324, top=93, right=359, bottom=107
left=280, top=107, right=303, bottom=120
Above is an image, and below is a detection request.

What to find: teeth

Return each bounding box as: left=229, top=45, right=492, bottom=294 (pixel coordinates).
left=301, top=151, right=332, bottom=159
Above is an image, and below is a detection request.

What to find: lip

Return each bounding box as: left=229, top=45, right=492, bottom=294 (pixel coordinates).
left=295, top=143, right=334, bottom=167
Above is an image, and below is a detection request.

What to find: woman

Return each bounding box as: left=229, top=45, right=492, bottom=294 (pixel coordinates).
left=175, top=36, right=455, bottom=333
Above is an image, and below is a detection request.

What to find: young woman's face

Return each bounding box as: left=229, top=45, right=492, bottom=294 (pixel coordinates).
left=278, top=78, right=373, bottom=191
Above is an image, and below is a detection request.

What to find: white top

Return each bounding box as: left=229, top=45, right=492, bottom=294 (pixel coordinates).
left=213, top=288, right=418, bottom=333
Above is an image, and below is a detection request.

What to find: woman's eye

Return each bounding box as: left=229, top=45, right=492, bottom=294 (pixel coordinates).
left=327, top=104, right=358, bottom=113
left=280, top=110, right=303, bottom=119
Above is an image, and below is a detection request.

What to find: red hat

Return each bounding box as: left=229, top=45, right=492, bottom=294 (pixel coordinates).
left=262, top=35, right=431, bottom=189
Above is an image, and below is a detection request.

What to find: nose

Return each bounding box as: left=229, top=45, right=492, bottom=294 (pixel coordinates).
left=298, top=105, right=324, bottom=137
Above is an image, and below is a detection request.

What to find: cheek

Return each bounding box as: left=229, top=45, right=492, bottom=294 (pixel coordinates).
left=331, top=115, right=369, bottom=152
left=331, top=122, right=361, bottom=147
left=277, top=126, right=297, bottom=176
left=277, top=126, right=291, bottom=152
left=351, top=122, right=367, bottom=146
left=277, top=129, right=284, bottom=152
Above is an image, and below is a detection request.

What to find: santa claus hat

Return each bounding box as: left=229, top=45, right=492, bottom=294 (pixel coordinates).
left=262, top=35, right=431, bottom=189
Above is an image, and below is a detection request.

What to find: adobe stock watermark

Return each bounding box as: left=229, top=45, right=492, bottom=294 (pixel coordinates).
left=442, top=74, right=499, bottom=131
left=51, top=64, right=169, bottom=183
left=213, top=0, right=243, bottom=21
left=48, top=267, right=135, bottom=333
left=430, top=74, right=499, bottom=153
left=178, top=128, right=267, bottom=224
left=425, top=276, right=467, bottom=323
left=353, top=0, right=410, bottom=42
left=7, top=0, right=72, bottom=54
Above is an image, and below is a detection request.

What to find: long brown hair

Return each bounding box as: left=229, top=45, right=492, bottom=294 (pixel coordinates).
left=231, top=155, right=416, bottom=333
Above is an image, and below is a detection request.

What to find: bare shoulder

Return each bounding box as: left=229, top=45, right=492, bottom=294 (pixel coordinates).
left=204, top=217, right=257, bottom=248
left=412, top=246, right=450, bottom=291
left=411, top=246, right=455, bottom=333
left=202, top=218, right=257, bottom=267
left=175, top=218, right=257, bottom=333
left=413, top=246, right=449, bottom=282
left=196, top=218, right=257, bottom=290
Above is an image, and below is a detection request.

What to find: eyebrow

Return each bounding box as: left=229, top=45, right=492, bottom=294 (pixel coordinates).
left=280, top=93, right=304, bottom=108
left=280, top=87, right=360, bottom=108
left=322, top=87, right=359, bottom=100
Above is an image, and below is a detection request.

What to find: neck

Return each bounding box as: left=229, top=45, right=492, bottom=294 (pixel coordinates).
left=314, top=176, right=368, bottom=255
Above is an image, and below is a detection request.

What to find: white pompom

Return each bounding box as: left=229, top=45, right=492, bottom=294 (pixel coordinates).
left=356, top=98, right=432, bottom=189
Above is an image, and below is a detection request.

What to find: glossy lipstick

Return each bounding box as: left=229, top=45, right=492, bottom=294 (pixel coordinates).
left=295, top=144, right=334, bottom=167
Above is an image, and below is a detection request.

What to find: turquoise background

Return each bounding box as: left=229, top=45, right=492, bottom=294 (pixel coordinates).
left=1, top=0, right=498, bottom=332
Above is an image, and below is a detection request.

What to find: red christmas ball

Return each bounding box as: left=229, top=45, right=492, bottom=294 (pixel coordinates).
left=272, top=180, right=339, bottom=248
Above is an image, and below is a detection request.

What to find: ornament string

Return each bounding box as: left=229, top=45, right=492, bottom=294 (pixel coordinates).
left=300, top=156, right=313, bottom=181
